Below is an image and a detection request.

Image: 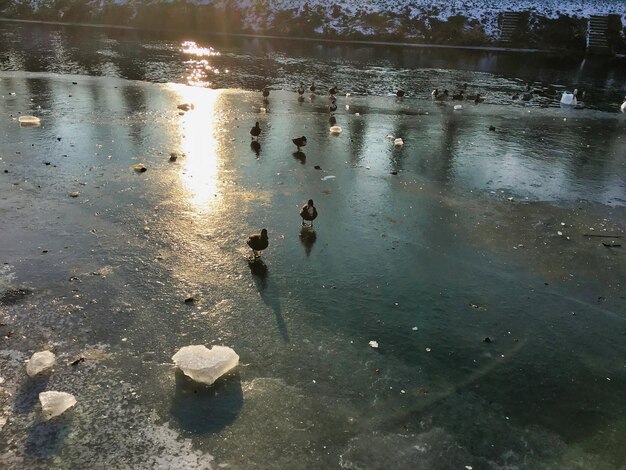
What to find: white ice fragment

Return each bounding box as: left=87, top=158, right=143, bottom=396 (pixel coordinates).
left=259, top=107, right=267, bottom=113
left=355, top=113, right=360, bottom=116
left=39, top=391, right=76, bottom=420
left=172, top=345, right=239, bottom=385
left=18, top=115, right=41, bottom=127
left=425, top=347, right=431, bottom=352
left=394, top=138, right=404, bottom=146
left=26, top=351, right=56, bottom=377
left=557, top=231, right=563, bottom=236
left=321, top=175, right=336, bottom=181
left=368, top=340, right=379, bottom=349
left=345, top=105, right=350, bottom=110
left=329, top=126, right=342, bottom=134
left=454, top=104, right=463, bottom=110
left=412, top=326, right=418, bottom=331
left=385, top=134, right=395, bottom=141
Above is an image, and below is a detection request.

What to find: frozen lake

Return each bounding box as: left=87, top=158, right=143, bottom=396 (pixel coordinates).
left=0, top=22, right=625, bottom=469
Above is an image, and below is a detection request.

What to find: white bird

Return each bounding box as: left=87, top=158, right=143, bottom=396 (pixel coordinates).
left=621, top=96, right=626, bottom=113
left=560, top=89, right=578, bottom=106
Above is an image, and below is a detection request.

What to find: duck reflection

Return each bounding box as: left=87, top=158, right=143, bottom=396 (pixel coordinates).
left=292, top=151, right=306, bottom=164
left=250, top=140, right=261, bottom=158
left=299, top=226, right=317, bottom=256
left=248, top=258, right=268, bottom=289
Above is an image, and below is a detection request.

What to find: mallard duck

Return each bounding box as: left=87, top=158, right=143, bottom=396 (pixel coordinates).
left=292, top=136, right=307, bottom=150
left=452, top=91, right=464, bottom=100
left=297, top=82, right=305, bottom=96
left=474, top=94, right=484, bottom=104
left=250, top=121, right=261, bottom=139
left=310, top=82, right=316, bottom=93
left=247, top=229, right=268, bottom=258
left=300, top=200, right=318, bottom=227
left=431, top=88, right=439, bottom=97
left=329, top=86, right=337, bottom=96
left=262, top=87, right=270, bottom=99
left=329, top=98, right=337, bottom=112
left=396, top=89, right=405, bottom=98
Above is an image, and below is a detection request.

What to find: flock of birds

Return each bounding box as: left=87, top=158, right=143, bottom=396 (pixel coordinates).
left=245, top=82, right=626, bottom=261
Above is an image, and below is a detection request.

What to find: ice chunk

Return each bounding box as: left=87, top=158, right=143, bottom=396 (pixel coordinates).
left=26, top=351, right=56, bottom=377
left=369, top=340, right=379, bottom=349
left=329, top=126, right=342, bottom=134
left=39, top=391, right=77, bottom=420
left=321, top=175, right=336, bottom=181
left=454, top=105, right=463, bottom=110
left=172, top=345, right=239, bottom=385
left=18, top=115, right=41, bottom=127
left=394, top=138, right=404, bottom=146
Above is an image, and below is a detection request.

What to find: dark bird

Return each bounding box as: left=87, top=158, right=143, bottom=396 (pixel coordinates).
left=329, top=86, right=337, bottom=96
left=247, top=229, right=268, bottom=259
left=262, top=87, right=270, bottom=99
left=396, top=89, right=405, bottom=98
left=452, top=91, right=464, bottom=100
left=297, top=82, right=305, bottom=96
left=329, top=98, right=337, bottom=112
left=435, top=90, right=449, bottom=101
left=329, top=115, right=337, bottom=126
left=489, top=125, right=496, bottom=132
left=431, top=88, right=439, bottom=97
left=512, top=93, right=520, bottom=100
left=310, top=82, right=316, bottom=93
left=474, top=94, right=485, bottom=104
left=300, top=199, right=318, bottom=227
left=250, top=121, right=261, bottom=139
left=292, top=136, right=307, bottom=150
left=522, top=92, right=533, bottom=101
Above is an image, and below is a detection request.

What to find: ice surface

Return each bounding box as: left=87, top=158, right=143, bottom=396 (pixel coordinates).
left=39, top=391, right=77, bottom=420
left=172, top=345, right=239, bottom=385
left=26, top=350, right=56, bottom=377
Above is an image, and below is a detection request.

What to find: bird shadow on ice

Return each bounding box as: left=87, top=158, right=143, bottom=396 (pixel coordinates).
left=248, top=260, right=290, bottom=343
left=170, top=369, right=243, bottom=434
left=13, top=375, right=50, bottom=414
left=299, top=226, right=317, bottom=257
left=292, top=151, right=306, bottom=164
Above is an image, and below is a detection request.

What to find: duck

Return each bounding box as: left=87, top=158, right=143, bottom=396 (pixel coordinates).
left=452, top=90, right=464, bottom=100
left=522, top=92, right=533, bottom=101
left=621, top=96, right=626, bottom=113
left=435, top=90, right=449, bottom=101
left=300, top=199, right=318, bottom=227
left=474, top=94, right=485, bottom=104
left=297, top=82, right=305, bottom=96
left=329, top=86, right=337, bottom=97
left=262, top=87, right=270, bottom=99
left=247, top=229, right=268, bottom=259
left=250, top=121, right=261, bottom=139
left=329, top=98, right=337, bottom=112
left=512, top=93, right=520, bottom=100
left=560, top=89, right=578, bottom=106
left=396, top=89, right=405, bottom=98
left=292, top=136, right=307, bottom=150
left=431, top=88, right=439, bottom=97
left=309, top=82, right=316, bottom=94
left=329, top=115, right=337, bottom=126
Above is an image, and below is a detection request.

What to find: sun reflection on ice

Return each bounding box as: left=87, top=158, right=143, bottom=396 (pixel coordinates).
left=168, top=83, right=224, bottom=213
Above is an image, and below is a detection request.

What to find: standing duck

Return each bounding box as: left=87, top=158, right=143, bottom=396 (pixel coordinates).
left=262, top=87, right=270, bottom=99
left=292, top=136, right=307, bottom=150
left=329, top=115, right=337, bottom=126
left=310, top=82, right=316, bottom=94
left=329, top=86, right=337, bottom=97
left=247, top=229, right=268, bottom=259
left=431, top=88, right=439, bottom=97
left=329, top=98, right=337, bottom=112
left=250, top=121, right=261, bottom=140
left=435, top=90, right=449, bottom=101
left=300, top=200, right=318, bottom=227
left=297, top=82, right=305, bottom=96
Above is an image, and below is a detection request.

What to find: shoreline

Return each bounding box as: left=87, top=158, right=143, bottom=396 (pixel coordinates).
left=0, top=17, right=551, bottom=54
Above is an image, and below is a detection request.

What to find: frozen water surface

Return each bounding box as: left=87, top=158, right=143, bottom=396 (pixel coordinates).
left=0, top=22, right=625, bottom=470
